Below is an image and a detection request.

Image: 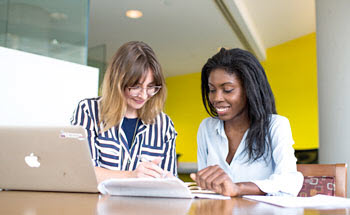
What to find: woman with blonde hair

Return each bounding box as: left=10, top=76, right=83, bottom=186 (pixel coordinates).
left=71, top=41, right=177, bottom=182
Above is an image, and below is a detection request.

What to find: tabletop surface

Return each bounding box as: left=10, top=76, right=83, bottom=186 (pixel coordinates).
left=0, top=191, right=349, bottom=215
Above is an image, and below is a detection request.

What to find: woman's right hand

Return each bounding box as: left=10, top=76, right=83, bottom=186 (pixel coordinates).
left=131, top=157, right=167, bottom=178
left=190, top=165, right=239, bottom=196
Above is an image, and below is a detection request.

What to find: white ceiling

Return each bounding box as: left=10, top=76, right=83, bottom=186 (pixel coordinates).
left=88, top=0, right=315, bottom=77
left=242, top=0, right=316, bottom=48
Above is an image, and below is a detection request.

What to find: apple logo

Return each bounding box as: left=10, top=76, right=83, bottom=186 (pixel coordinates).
left=24, top=153, right=41, bottom=168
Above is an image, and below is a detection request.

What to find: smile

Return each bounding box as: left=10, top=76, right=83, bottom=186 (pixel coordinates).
left=215, top=106, right=230, bottom=113
left=133, top=98, right=145, bottom=104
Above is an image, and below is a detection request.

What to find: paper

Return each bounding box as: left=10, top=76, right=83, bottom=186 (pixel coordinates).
left=98, top=178, right=230, bottom=199
left=243, top=194, right=350, bottom=209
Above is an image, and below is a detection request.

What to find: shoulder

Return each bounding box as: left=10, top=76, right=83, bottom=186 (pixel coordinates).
left=71, top=97, right=101, bottom=126
left=268, top=114, right=294, bottom=145
left=155, top=112, right=177, bottom=138
left=155, top=112, right=175, bottom=128
left=198, top=117, right=220, bottom=130
left=74, top=97, right=101, bottom=116
left=78, top=97, right=101, bottom=106
left=76, top=97, right=100, bottom=108
left=269, top=114, right=291, bottom=131
left=156, top=112, right=172, bottom=122
left=158, top=111, right=171, bottom=120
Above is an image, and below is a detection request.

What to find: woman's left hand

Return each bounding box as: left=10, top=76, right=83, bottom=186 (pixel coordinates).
left=190, top=165, right=240, bottom=196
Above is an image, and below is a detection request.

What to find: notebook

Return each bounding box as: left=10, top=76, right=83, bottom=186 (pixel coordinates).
left=0, top=126, right=98, bottom=193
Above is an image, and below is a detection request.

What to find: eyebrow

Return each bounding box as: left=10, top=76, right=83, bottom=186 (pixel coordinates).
left=208, top=82, right=234, bottom=87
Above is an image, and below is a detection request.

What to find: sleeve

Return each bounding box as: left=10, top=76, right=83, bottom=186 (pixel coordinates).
left=162, top=114, right=178, bottom=176
left=197, top=119, right=208, bottom=171
left=251, top=116, right=304, bottom=196
left=71, top=99, right=100, bottom=167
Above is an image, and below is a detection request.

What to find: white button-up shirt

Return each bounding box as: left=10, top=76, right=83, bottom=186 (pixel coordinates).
left=197, top=114, right=303, bottom=196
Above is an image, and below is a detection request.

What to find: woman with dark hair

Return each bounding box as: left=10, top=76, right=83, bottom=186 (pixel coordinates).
left=190, top=48, right=303, bottom=197
left=71, top=41, right=177, bottom=183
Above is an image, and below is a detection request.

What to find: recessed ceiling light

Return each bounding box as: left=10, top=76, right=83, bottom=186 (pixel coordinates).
left=51, top=39, right=59, bottom=45
left=126, top=10, right=143, bottom=19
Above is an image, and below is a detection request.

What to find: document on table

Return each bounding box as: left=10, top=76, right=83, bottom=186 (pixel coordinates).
left=98, top=177, right=230, bottom=200
left=243, top=194, right=350, bottom=209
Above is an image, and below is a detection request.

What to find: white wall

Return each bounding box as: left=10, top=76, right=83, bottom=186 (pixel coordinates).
left=0, top=47, right=99, bottom=126
left=316, top=0, right=350, bottom=197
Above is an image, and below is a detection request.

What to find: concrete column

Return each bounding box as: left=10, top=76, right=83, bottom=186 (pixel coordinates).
left=316, top=0, right=350, bottom=197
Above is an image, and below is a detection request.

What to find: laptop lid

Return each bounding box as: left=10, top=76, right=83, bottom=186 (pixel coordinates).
left=0, top=126, right=98, bottom=193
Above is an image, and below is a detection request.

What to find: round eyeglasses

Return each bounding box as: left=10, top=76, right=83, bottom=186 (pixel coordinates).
left=127, top=85, right=162, bottom=97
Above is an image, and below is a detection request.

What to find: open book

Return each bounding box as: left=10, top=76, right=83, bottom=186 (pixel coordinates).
left=98, top=177, right=230, bottom=199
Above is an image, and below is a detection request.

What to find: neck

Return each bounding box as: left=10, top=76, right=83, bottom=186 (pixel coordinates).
left=224, top=109, right=250, bottom=133
left=125, top=107, right=138, bottom=118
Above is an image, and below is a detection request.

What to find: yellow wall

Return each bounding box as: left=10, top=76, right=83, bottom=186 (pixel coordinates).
left=165, top=32, right=318, bottom=162
left=165, top=72, right=209, bottom=162
left=261, top=33, right=318, bottom=150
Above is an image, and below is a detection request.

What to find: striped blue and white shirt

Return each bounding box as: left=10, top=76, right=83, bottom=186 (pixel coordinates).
left=71, top=97, right=177, bottom=176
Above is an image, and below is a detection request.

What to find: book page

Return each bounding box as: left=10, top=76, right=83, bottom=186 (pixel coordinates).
left=98, top=178, right=230, bottom=199
left=98, top=178, right=192, bottom=198
left=185, top=182, right=230, bottom=199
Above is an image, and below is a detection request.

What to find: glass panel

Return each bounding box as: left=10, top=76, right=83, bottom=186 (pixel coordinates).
left=88, top=44, right=106, bottom=95
left=2, top=0, right=89, bottom=65
left=0, top=0, right=8, bottom=46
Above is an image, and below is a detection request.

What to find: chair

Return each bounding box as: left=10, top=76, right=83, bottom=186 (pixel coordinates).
left=297, top=163, right=347, bottom=197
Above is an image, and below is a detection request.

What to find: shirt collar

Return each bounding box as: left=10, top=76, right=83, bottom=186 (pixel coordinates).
left=214, top=118, right=227, bottom=138
left=214, top=118, right=250, bottom=140
left=138, top=119, right=148, bottom=134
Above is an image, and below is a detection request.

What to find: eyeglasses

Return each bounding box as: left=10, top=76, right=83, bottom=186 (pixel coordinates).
left=127, top=85, right=162, bottom=97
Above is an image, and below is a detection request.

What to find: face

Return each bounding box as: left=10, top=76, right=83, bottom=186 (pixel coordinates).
left=124, top=69, right=156, bottom=117
left=208, top=69, right=248, bottom=123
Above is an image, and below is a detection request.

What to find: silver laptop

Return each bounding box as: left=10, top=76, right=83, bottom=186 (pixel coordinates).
left=0, top=126, right=98, bottom=193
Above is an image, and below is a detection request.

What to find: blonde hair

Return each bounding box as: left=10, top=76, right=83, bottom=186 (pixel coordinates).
left=100, top=41, right=167, bottom=131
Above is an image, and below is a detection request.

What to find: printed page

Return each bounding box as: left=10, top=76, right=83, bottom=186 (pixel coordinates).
left=243, top=194, right=350, bottom=209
